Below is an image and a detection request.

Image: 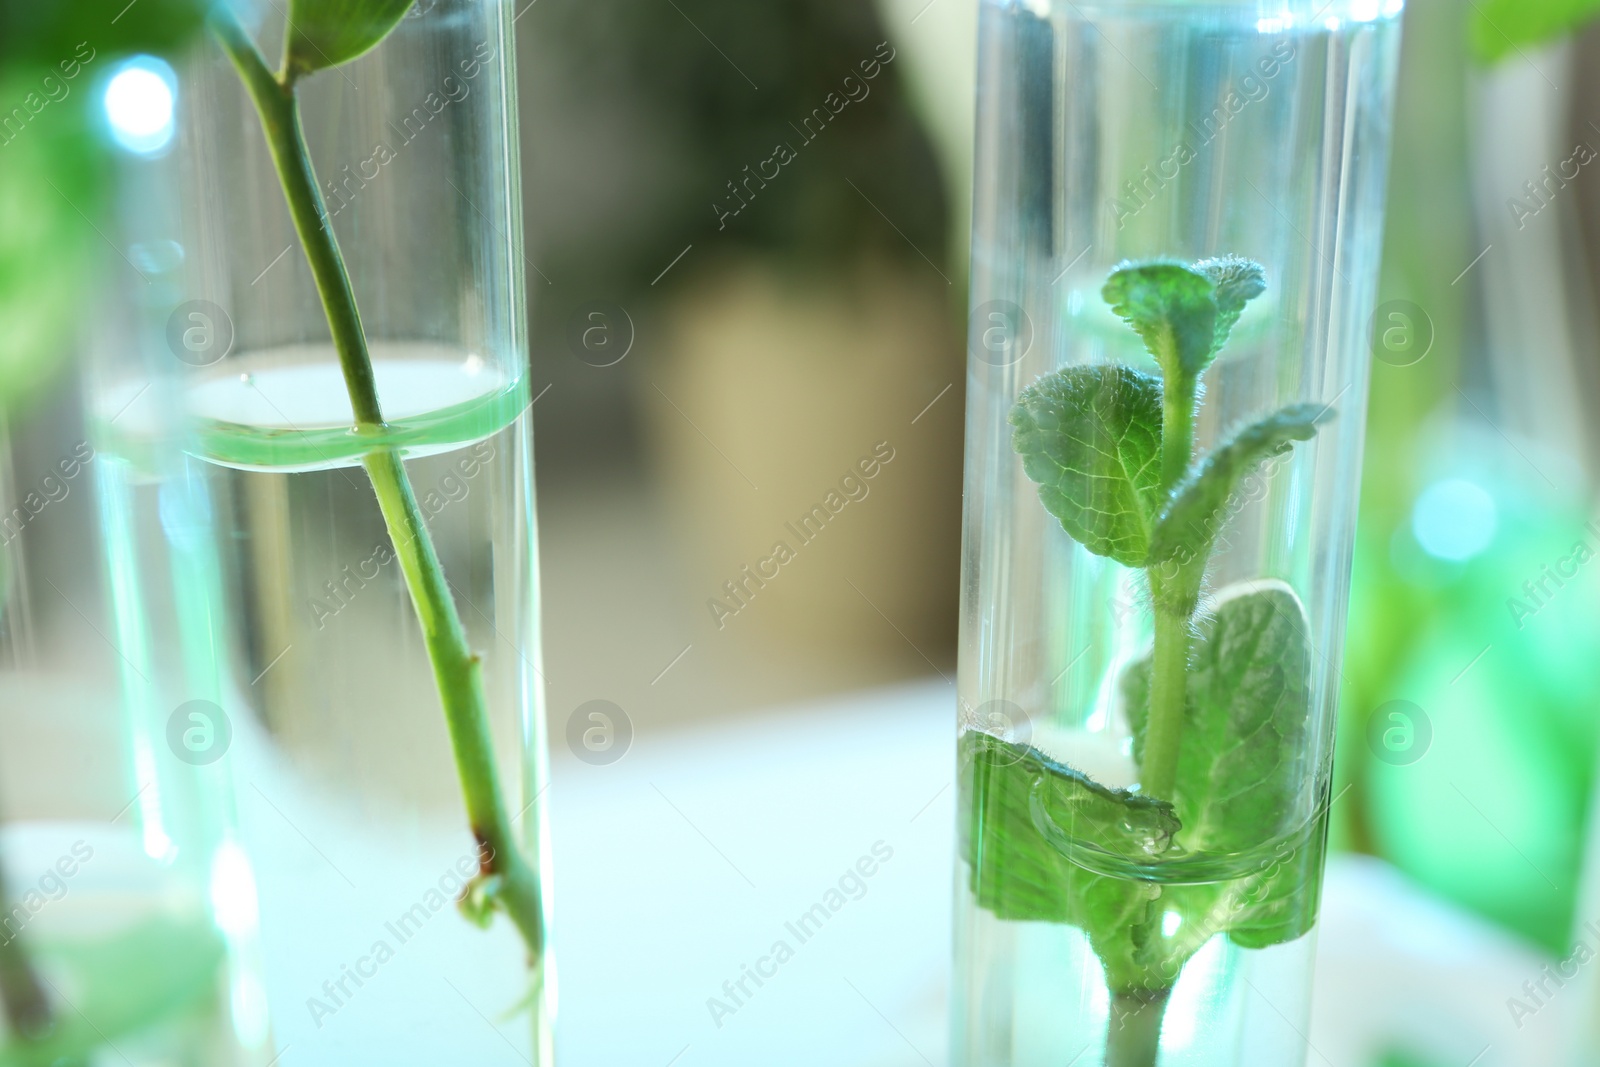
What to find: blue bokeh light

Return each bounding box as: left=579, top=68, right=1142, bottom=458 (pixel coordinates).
left=1412, top=478, right=1498, bottom=561
left=104, top=56, right=177, bottom=155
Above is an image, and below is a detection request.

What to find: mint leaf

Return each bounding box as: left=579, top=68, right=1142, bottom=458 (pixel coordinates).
left=960, top=720, right=1325, bottom=992
left=1147, top=403, right=1325, bottom=568
left=960, top=731, right=1176, bottom=924
left=1195, top=255, right=1265, bottom=356
left=1123, top=581, right=1313, bottom=856
left=1102, top=261, right=1218, bottom=396
left=959, top=730, right=1173, bottom=990
left=1471, top=0, right=1600, bottom=61
left=285, top=0, right=413, bottom=78
left=1009, top=365, right=1165, bottom=567
left=1227, top=816, right=1327, bottom=949
left=981, top=256, right=1328, bottom=1029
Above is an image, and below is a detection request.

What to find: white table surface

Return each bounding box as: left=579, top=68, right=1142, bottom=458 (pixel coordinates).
left=547, top=679, right=1575, bottom=1067
left=241, top=676, right=1573, bottom=1065
left=548, top=680, right=955, bottom=1067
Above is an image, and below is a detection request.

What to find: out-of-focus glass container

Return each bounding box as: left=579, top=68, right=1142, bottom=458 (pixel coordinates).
left=0, top=372, right=265, bottom=1061
left=88, top=2, right=551, bottom=1064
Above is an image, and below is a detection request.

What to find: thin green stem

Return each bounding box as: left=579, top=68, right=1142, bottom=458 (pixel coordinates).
left=1142, top=366, right=1199, bottom=802
left=211, top=14, right=382, bottom=428
left=211, top=12, right=543, bottom=963
left=1105, top=989, right=1170, bottom=1067
left=364, top=450, right=544, bottom=955
left=1140, top=608, right=1189, bottom=800
left=1158, top=384, right=1195, bottom=493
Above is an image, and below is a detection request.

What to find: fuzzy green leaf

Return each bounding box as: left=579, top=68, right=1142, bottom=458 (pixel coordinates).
left=1010, top=365, right=1165, bottom=567
left=1227, top=817, right=1327, bottom=949
left=960, top=731, right=1178, bottom=926
left=1195, top=255, right=1266, bottom=356
left=1147, top=403, right=1325, bottom=567
left=285, top=0, right=413, bottom=78
left=1102, top=261, right=1219, bottom=394
left=959, top=730, right=1171, bottom=987
left=1471, top=0, right=1600, bottom=62
left=960, top=715, right=1325, bottom=990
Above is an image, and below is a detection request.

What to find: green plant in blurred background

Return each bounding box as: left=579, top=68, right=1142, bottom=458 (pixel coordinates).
left=1340, top=0, right=1600, bottom=963
left=0, top=1, right=206, bottom=412
left=1470, top=0, right=1600, bottom=61
left=0, top=5, right=208, bottom=1057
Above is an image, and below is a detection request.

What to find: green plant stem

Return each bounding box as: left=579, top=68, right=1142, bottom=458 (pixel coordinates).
left=1158, top=384, right=1195, bottom=492
left=211, top=12, right=543, bottom=962
left=1142, top=372, right=1199, bottom=802
left=1140, top=608, right=1189, bottom=800
left=364, top=449, right=544, bottom=954
left=1106, top=989, right=1171, bottom=1067
left=210, top=14, right=381, bottom=427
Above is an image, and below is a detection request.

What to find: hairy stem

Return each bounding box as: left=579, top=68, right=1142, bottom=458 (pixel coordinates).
left=1158, top=383, right=1195, bottom=493
left=1140, top=608, right=1189, bottom=800
left=1142, top=372, right=1199, bottom=802
left=1105, top=989, right=1170, bottom=1067
left=211, top=12, right=543, bottom=962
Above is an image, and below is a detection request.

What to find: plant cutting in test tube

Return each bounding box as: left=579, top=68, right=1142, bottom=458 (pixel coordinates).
left=962, top=257, right=1330, bottom=1067
left=205, top=0, right=545, bottom=978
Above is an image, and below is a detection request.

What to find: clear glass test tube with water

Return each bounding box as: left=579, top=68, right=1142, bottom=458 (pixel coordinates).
left=953, top=2, right=1404, bottom=1064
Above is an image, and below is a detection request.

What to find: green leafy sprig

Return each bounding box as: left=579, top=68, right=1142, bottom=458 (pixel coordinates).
left=209, top=0, right=546, bottom=988
left=962, top=258, right=1331, bottom=1066
left=0, top=1, right=211, bottom=414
